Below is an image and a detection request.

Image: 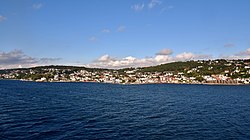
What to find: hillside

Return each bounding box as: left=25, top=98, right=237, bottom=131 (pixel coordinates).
left=1, top=59, right=250, bottom=84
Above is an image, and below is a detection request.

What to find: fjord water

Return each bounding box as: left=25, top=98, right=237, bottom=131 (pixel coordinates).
left=0, top=80, right=250, bottom=139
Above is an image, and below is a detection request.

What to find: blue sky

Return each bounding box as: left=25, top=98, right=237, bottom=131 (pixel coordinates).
left=0, top=0, right=250, bottom=69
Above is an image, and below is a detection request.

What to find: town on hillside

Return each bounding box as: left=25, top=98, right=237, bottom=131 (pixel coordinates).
left=1, top=59, right=250, bottom=85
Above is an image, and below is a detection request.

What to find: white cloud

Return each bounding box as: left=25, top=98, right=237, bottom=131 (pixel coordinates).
left=131, top=3, right=144, bottom=11
left=88, top=36, right=97, bottom=42
left=102, top=28, right=111, bottom=33
left=87, top=49, right=212, bottom=69
left=117, top=25, right=126, bottom=32
left=154, top=55, right=171, bottom=62
left=175, top=52, right=195, bottom=60
left=0, top=15, right=7, bottom=22
left=32, top=3, right=43, bottom=10
left=97, top=54, right=114, bottom=62
left=156, top=48, right=173, bottom=55
left=0, top=50, right=61, bottom=69
left=148, top=0, right=161, bottom=9
left=125, top=56, right=136, bottom=61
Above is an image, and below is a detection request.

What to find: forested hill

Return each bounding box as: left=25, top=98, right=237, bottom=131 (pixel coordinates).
left=141, top=59, right=250, bottom=72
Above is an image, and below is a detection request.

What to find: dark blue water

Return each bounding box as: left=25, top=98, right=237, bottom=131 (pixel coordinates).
left=0, top=80, right=250, bottom=139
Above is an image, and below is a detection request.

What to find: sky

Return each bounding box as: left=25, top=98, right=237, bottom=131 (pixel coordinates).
left=1, top=0, right=250, bottom=69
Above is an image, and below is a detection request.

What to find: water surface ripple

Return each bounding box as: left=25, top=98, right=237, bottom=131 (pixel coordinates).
left=0, top=80, right=250, bottom=139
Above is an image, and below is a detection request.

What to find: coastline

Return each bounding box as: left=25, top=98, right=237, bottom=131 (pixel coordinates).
left=0, top=78, right=247, bottom=86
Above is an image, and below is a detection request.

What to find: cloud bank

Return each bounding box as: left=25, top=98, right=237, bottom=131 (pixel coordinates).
left=2, top=48, right=249, bottom=70
left=87, top=49, right=212, bottom=69
left=0, top=50, right=61, bottom=69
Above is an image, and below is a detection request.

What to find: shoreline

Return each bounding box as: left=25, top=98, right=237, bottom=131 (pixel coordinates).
left=0, top=78, right=248, bottom=86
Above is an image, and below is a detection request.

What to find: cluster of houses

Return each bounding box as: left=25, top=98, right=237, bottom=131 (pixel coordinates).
left=0, top=69, right=249, bottom=85
left=1, top=60, right=250, bottom=84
